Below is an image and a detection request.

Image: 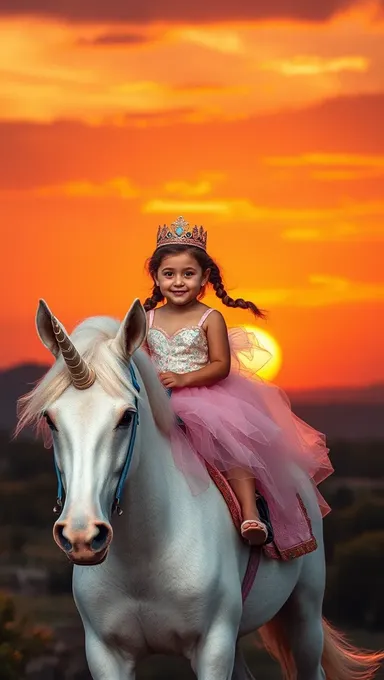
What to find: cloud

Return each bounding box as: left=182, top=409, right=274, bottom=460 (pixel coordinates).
left=0, top=0, right=371, bottom=23
left=4, top=171, right=382, bottom=242
left=1, top=172, right=224, bottom=201
left=0, top=172, right=224, bottom=202
left=143, top=199, right=233, bottom=216
left=163, top=173, right=226, bottom=197
left=283, top=224, right=384, bottom=241
left=310, top=169, right=384, bottom=180
left=266, top=152, right=384, bottom=168
left=178, top=28, right=244, bottom=54
left=0, top=93, right=383, bottom=194
left=43, top=177, right=139, bottom=198
left=171, top=82, right=247, bottom=96
left=0, top=177, right=140, bottom=199
left=122, top=107, right=201, bottom=127
left=78, top=33, right=149, bottom=47
left=230, top=275, right=384, bottom=308
left=260, top=55, right=369, bottom=76
left=1, top=15, right=383, bottom=125
left=142, top=198, right=384, bottom=222
left=265, top=152, right=384, bottom=180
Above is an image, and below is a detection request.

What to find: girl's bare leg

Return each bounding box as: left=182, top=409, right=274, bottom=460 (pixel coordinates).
left=226, top=468, right=268, bottom=546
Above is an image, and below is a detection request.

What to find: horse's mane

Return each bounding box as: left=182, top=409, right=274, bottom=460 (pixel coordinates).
left=16, top=315, right=173, bottom=443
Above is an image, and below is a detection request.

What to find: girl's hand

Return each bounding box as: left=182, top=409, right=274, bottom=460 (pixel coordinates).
left=159, top=372, right=188, bottom=389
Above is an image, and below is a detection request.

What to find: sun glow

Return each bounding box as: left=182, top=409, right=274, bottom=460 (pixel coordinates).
left=241, top=326, right=283, bottom=381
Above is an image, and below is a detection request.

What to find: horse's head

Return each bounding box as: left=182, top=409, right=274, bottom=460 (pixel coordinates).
left=17, top=298, right=173, bottom=566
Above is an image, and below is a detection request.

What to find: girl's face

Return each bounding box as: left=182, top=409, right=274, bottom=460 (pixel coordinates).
left=155, top=251, right=209, bottom=307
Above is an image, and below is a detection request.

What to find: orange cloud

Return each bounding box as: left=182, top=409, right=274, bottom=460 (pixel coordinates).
left=38, top=177, right=139, bottom=198
left=1, top=92, right=383, bottom=193
left=143, top=199, right=232, bottom=216
left=261, top=55, right=369, bottom=76
left=266, top=152, right=384, bottom=168
left=163, top=173, right=225, bottom=197
left=0, top=177, right=139, bottom=199
left=229, top=275, right=384, bottom=308
left=2, top=0, right=376, bottom=23
left=77, top=32, right=150, bottom=47
left=176, top=28, right=244, bottom=54
left=283, top=224, right=384, bottom=242
left=143, top=198, right=384, bottom=223
left=265, top=152, right=384, bottom=180
left=1, top=13, right=383, bottom=124
left=311, top=169, right=384, bottom=180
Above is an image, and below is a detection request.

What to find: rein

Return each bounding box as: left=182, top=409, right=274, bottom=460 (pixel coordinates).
left=52, top=362, right=141, bottom=517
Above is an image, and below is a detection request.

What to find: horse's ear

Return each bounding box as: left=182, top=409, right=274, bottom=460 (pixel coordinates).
left=36, top=299, right=61, bottom=357
left=113, top=299, right=147, bottom=358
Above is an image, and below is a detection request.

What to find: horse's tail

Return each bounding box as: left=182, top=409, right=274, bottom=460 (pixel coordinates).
left=258, top=617, right=384, bottom=680
left=321, top=620, right=384, bottom=680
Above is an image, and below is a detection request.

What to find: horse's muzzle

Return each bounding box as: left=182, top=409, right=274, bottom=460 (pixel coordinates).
left=53, top=520, right=113, bottom=565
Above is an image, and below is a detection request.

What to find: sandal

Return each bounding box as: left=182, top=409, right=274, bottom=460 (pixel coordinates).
left=241, top=519, right=268, bottom=546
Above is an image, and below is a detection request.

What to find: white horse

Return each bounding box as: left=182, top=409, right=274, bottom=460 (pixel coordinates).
left=16, top=298, right=384, bottom=680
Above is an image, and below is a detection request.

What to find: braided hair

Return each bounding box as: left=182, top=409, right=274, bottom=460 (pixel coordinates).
left=143, top=244, right=266, bottom=319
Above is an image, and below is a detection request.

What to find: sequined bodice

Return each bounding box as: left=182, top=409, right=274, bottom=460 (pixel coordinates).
left=147, top=326, right=209, bottom=374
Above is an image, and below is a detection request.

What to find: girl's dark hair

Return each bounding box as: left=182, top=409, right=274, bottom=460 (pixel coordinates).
left=143, top=244, right=266, bottom=319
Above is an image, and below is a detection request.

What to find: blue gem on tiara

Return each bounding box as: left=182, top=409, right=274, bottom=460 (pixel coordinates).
left=172, top=216, right=189, bottom=233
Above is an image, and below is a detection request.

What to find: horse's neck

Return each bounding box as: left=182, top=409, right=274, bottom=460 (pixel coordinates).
left=113, top=419, right=191, bottom=557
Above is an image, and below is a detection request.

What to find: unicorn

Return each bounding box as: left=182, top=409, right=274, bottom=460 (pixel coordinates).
left=16, top=298, right=384, bottom=680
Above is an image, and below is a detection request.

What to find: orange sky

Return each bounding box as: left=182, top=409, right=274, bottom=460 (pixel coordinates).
left=0, top=1, right=383, bottom=390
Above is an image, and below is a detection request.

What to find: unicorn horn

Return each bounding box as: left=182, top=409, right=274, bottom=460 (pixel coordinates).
left=51, top=316, right=96, bottom=390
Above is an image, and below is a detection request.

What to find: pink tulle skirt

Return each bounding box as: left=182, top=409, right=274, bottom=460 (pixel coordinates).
left=168, top=328, right=333, bottom=518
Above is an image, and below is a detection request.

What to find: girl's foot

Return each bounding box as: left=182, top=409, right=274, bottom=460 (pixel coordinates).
left=241, top=519, right=268, bottom=546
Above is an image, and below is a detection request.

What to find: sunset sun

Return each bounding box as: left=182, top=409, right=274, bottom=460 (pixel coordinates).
left=241, top=326, right=283, bottom=381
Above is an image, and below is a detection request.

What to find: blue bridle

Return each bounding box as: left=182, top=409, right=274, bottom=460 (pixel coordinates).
left=52, top=362, right=141, bottom=517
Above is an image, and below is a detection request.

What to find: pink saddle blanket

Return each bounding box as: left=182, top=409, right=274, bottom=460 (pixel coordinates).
left=204, top=460, right=317, bottom=561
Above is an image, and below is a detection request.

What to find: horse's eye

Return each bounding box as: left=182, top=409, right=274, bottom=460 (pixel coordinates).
left=117, top=410, right=134, bottom=429
left=43, top=412, right=57, bottom=431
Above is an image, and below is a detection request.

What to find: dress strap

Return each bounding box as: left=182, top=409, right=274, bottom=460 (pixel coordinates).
left=148, top=309, right=155, bottom=328
left=198, top=308, right=214, bottom=327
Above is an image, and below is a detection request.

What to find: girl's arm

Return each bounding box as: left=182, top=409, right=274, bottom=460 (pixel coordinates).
left=179, top=311, right=231, bottom=388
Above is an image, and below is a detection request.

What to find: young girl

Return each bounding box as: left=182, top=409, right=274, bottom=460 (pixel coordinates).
left=143, top=216, right=333, bottom=546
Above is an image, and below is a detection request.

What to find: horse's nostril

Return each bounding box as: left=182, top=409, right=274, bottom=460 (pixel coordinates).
left=55, top=524, right=72, bottom=552
left=91, top=523, right=111, bottom=552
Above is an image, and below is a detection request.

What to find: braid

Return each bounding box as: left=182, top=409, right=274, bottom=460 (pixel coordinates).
left=143, top=284, right=164, bottom=312
left=209, top=262, right=266, bottom=319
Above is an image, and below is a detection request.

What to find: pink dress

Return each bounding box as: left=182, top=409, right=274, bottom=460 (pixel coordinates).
left=146, top=308, right=333, bottom=519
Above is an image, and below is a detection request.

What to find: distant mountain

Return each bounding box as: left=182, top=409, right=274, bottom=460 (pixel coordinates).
left=287, top=383, right=384, bottom=404
left=0, top=363, right=50, bottom=436
left=1, top=362, right=384, bottom=440
left=291, top=402, right=384, bottom=441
